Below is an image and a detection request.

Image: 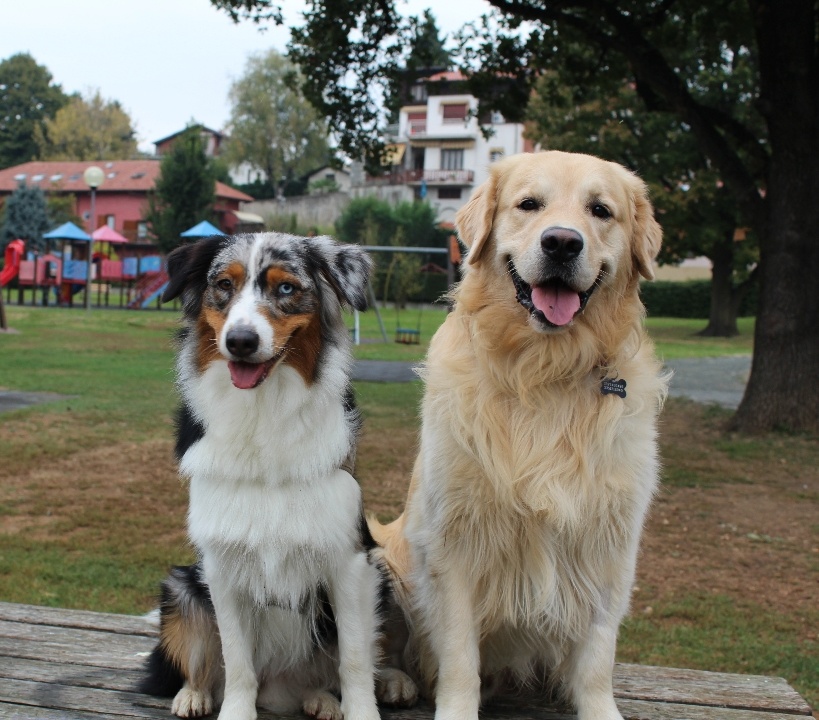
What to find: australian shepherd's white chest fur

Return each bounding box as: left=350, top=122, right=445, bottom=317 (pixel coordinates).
left=140, top=233, right=416, bottom=720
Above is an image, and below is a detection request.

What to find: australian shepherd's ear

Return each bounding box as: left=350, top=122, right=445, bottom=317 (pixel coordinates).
left=162, top=235, right=229, bottom=315
left=307, top=236, right=373, bottom=312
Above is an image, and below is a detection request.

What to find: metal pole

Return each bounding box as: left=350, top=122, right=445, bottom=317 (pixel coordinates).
left=85, top=187, right=95, bottom=310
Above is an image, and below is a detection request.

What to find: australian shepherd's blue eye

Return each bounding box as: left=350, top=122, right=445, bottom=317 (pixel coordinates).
left=278, top=282, right=296, bottom=296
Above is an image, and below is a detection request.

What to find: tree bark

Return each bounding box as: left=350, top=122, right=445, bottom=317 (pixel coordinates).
left=698, top=233, right=742, bottom=338
left=731, top=0, right=819, bottom=433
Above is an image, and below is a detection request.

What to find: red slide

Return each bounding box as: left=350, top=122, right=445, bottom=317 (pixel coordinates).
left=1, top=239, right=25, bottom=286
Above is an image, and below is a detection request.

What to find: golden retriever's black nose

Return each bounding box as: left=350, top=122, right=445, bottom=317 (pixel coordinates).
left=226, top=326, right=260, bottom=357
left=541, top=227, right=584, bottom=264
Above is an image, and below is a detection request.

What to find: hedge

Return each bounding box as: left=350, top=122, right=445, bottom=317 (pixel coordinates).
left=639, top=280, right=758, bottom=319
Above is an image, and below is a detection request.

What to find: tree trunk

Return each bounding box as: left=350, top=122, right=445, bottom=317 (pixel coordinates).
left=0, top=291, right=6, bottom=331
left=698, top=232, right=741, bottom=337
left=731, top=0, right=819, bottom=433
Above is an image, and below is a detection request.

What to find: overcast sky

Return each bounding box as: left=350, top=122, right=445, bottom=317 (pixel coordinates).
left=3, top=0, right=491, bottom=153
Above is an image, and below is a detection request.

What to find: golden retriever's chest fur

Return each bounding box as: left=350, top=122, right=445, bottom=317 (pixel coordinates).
left=413, top=308, right=665, bottom=637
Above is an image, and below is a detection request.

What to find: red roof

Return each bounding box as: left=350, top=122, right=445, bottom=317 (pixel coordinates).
left=215, top=181, right=253, bottom=202
left=0, top=160, right=252, bottom=201
left=425, top=70, right=468, bottom=82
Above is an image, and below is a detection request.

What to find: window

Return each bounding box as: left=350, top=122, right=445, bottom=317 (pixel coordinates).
left=489, top=148, right=505, bottom=163
left=137, top=222, right=148, bottom=239
left=441, top=149, right=464, bottom=171
left=438, top=187, right=462, bottom=200
left=408, top=111, right=427, bottom=135
left=442, top=103, right=468, bottom=123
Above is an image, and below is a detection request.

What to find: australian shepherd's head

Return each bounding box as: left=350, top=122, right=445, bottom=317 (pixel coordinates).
left=163, top=232, right=372, bottom=389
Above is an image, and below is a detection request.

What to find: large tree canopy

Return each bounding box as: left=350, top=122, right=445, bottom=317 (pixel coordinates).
left=211, top=0, right=818, bottom=434
left=0, top=53, right=68, bottom=169
left=224, top=49, right=329, bottom=195
left=35, top=90, right=137, bottom=161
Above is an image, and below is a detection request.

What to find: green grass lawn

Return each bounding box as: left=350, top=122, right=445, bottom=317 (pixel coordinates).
left=1, top=304, right=814, bottom=708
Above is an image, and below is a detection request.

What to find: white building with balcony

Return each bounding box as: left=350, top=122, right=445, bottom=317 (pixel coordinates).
left=362, top=71, right=531, bottom=224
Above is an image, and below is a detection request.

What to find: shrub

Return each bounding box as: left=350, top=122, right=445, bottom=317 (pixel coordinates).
left=640, top=280, right=758, bottom=318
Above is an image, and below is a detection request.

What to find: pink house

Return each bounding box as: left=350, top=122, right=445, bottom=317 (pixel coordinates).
left=0, top=159, right=254, bottom=242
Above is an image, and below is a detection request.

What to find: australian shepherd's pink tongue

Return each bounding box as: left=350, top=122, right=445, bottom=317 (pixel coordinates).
left=531, top=284, right=581, bottom=326
left=228, top=360, right=268, bottom=390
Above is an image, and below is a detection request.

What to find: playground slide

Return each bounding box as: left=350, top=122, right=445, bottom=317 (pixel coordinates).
left=127, top=270, right=169, bottom=309
left=1, top=239, right=25, bottom=286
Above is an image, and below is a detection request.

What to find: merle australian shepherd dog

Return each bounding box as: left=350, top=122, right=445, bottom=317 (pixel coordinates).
left=139, top=232, right=416, bottom=720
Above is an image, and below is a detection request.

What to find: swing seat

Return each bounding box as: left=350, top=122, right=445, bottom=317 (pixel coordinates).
left=395, top=327, right=421, bottom=345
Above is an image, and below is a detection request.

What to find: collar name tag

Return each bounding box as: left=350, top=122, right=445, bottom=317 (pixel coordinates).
left=601, top=378, right=627, bottom=398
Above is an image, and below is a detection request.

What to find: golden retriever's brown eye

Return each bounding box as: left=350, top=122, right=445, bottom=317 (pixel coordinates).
left=216, top=278, right=233, bottom=291
left=518, top=198, right=540, bottom=211
left=591, top=203, right=612, bottom=220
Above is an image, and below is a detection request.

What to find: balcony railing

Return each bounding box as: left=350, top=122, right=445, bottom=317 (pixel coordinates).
left=408, top=120, right=427, bottom=135
left=366, top=168, right=474, bottom=186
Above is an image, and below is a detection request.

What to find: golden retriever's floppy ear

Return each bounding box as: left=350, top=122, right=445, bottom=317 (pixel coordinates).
left=631, top=180, right=663, bottom=281
left=456, top=174, right=498, bottom=265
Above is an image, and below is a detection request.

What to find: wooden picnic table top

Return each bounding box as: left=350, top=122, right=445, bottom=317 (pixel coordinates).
left=0, top=601, right=812, bottom=720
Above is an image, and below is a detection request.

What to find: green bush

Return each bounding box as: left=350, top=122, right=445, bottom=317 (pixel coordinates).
left=640, top=280, right=758, bottom=319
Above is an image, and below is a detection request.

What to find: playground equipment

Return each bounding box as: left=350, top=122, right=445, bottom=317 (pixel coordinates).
left=1, top=239, right=25, bottom=287
left=364, top=244, right=452, bottom=344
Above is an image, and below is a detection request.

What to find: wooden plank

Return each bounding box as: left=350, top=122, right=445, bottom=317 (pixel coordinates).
left=0, top=656, right=145, bottom=693
left=614, top=664, right=813, bottom=715
left=0, top=628, right=154, bottom=672
left=0, top=705, right=122, bottom=720
left=0, top=678, right=169, bottom=718
left=0, top=602, right=157, bottom=638
left=616, top=698, right=811, bottom=720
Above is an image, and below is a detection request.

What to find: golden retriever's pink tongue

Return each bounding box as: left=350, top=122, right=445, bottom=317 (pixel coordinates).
left=228, top=361, right=267, bottom=389
left=531, top=284, right=581, bottom=326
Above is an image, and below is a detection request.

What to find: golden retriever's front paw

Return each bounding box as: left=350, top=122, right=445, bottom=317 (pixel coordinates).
left=303, top=689, right=342, bottom=720
left=377, top=667, right=419, bottom=707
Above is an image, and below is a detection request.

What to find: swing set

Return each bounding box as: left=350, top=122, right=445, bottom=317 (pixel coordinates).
left=355, top=244, right=453, bottom=345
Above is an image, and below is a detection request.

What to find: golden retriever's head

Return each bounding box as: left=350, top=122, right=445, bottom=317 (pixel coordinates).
left=456, top=151, right=661, bottom=333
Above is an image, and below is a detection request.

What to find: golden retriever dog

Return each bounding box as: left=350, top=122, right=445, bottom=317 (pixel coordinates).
left=371, top=151, right=668, bottom=720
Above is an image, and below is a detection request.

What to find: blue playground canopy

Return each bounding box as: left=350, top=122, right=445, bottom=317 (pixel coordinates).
left=43, top=221, right=91, bottom=242
left=180, top=220, right=224, bottom=238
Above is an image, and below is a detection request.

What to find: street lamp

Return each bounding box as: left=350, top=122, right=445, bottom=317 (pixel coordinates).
left=83, top=166, right=105, bottom=310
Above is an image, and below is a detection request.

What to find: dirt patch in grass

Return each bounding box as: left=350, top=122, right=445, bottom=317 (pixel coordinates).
left=0, top=435, right=187, bottom=552
left=635, top=402, right=818, bottom=635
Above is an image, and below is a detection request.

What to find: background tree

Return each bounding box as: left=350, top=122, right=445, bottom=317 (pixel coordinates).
left=224, top=49, right=330, bottom=199
left=526, top=70, right=759, bottom=337
left=145, top=128, right=216, bottom=253
left=384, top=11, right=452, bottom=123
left=35, top=90, right=137, bottom=161
left=0, top=182, right=51, bottom=252
left=45, top=194, right=83, bottom=229
left=336, top=197, right=448, bottom=305
left=212, top=0, right=818, bottom=434
left=0, top=53, right=68, bottom=169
